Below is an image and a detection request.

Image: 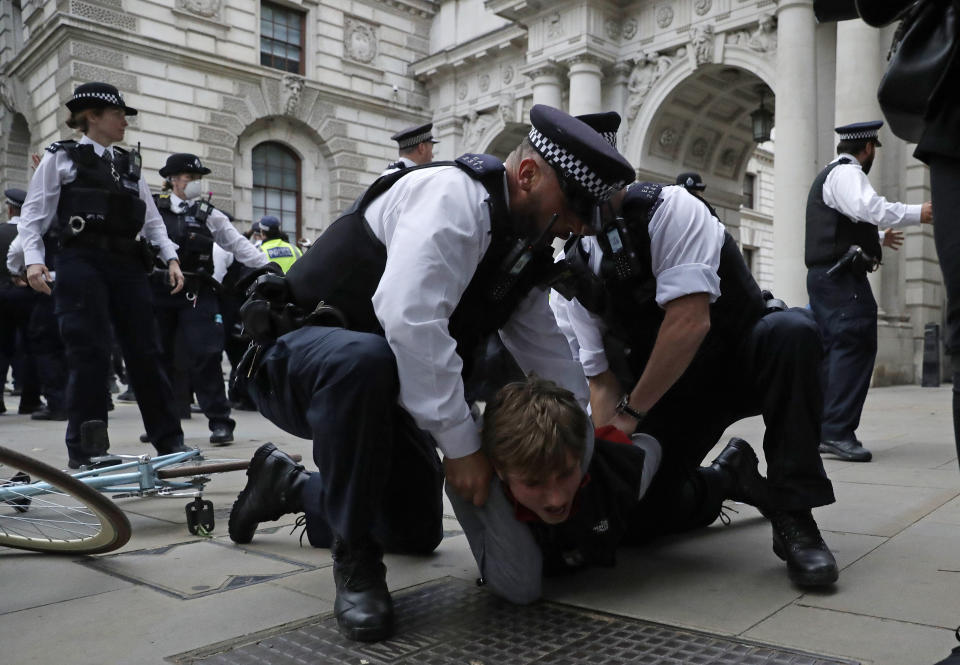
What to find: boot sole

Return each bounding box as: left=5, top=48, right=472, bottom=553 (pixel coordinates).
left=227, top=443, right=279, bottom=544
left=336, top=619, right=394, bottom=643
left=772, top=540, right=839, bottom=587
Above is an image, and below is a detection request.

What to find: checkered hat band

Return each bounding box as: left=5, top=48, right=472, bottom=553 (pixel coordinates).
left=839, top=130, right=878, bottom=140
left=398, top=131, right=433, bottom=149
left=600, top=131, right=617, bottom=148
left=72, top=91, right=123, bottom=106
left=528, top=126, right=618, bottom=201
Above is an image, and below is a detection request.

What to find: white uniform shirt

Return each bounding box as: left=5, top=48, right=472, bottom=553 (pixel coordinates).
left=363, top=164, right=589, bottom=459
left=213, top=244, right=234, bottom=283
left=553, top=185, right=725, bottom=377
left=822, top=154, right=922, bottom=228
left=18, top=135, right=180, bottom=267
left=166, top=193, right=267, bottom=275
left=379, top=156, right=418, bottom=177
left=4, top=216, right=23, bottom=275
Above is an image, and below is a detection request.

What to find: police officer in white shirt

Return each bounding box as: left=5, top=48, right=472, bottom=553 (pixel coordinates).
left=805, top=121, right=933, bottom=463
left=17, top=81, right=189, bottom=467
left=551, top=145, right=838, bottom=588
left=380, top=122, right=438, bottom=175
left=147, top=153, right=267, bottom=445
left=227, top=105, right=635, bottom=643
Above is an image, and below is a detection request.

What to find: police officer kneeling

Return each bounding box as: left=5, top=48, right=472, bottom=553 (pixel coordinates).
left=227, top=105, right=634, bottom=641
left=150, top=153, right=268, bottom=444
left=552, top=167, right=838, bottom=588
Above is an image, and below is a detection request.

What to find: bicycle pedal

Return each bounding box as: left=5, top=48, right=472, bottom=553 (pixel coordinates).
left=185, top=497, right=215, bottom=536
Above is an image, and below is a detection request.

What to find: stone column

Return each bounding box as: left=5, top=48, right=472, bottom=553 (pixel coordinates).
left=566, top=55, right=604, bottom=116
left=773, top=0, right=818, bottom=308
left=524, top=61, right=564, bottom=110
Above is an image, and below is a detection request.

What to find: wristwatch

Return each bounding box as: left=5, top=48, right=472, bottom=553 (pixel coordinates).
left=616, top=394, right=646, bottom=421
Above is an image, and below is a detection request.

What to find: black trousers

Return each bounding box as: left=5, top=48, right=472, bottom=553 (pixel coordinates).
left=0, top=285, right=41, bottom=408
left=637, top=308, right=835, bottom=512
left=928, top=156, right=960, bottom=460
left=153, top=284, right=232, bottom=431
left=26, top=294, right=67, bottom=413
left=55, top=247, right=183, bottom=460
left=247, top=326, right=444, bottom=553
left=807, top=265, right=878, bottom=441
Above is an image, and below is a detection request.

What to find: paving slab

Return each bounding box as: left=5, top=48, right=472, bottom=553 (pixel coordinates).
left=814, top=481, right=957, bottom=537
left=745, top=604, right=954, bottom=665
left=800, top=520, right=960, bottom=629
left=0, top=553, right=131, bottom=614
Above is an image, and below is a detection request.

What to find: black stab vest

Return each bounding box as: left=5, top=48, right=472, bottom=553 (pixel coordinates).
left=284, top=154, right=555, bottom=379
left=51, top=140, right=146, bottom=241
left=154, top=194, right=215, bottom=275
left=567, top=184, right=765, bottom=388
left=805, top=157, right=883, bottom=267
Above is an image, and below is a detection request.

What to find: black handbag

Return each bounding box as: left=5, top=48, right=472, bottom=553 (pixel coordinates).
left=875, top=0, right=959, bottom=143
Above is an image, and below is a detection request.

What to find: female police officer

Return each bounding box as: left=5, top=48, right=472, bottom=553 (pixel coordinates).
left=17, top=81, right=188, bottom=467
left=150, top=153, right=267, bottom=444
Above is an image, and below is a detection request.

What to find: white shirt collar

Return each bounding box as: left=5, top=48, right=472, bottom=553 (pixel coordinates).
left=831, top=153, right=861, bottom=168
left=170, top=192, right=187, bottom=210
left=79, top=134, right=111, bottom=158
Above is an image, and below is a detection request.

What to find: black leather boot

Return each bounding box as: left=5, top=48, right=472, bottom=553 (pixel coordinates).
left=767, top=509, right=838, bottom=587
left=708, top=438, right=769, bottom=510
left=332, top=536, right=394, bottom=642
left=228, top=443, right=307, bottom=544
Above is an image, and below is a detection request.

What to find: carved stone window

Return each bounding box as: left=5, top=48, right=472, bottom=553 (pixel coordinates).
left=261, top=2, right=305, bottom=74
left=253, top=142, right=301, bottom=237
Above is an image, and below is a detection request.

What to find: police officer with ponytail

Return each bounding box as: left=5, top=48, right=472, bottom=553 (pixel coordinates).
left=16, top=81, right=188, bottom=467
left=151, top=153, right=268, bottom=444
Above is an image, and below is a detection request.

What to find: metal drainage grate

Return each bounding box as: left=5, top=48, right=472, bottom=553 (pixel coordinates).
left=171, top=577, right=858, bottom=665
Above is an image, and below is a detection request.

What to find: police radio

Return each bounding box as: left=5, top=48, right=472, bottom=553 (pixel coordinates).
left=194, top=194, right=215, bottom=224
left=601, top=215, right=642, bottom=280
left=117, top=142, right=142, bottom=195
left=488, top=213, right=559, bottom=302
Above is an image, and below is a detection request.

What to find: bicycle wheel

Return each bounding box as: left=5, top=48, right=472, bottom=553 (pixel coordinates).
left=156, top=453, right=303, bottom=479
left=0, top=445, right=132, bottom=554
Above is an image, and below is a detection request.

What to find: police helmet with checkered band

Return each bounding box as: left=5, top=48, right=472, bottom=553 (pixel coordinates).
left=65, top=82, right=138, bottom=116
left=159, top=153, right=212, bottom=178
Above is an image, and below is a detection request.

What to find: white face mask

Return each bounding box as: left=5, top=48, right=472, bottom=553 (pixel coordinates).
left=182, top=179, right=205, bottom=201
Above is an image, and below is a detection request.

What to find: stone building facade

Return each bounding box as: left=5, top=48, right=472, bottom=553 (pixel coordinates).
left=0, top=0, right=943, bottom=384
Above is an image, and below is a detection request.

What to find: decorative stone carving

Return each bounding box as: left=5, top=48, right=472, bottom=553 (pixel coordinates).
left=478, top=73, right=490, bottom=93
left=721, top=148, right=738, bottom=167
left=457, top=81, right=468, bottom=100
left=694, top=0, right=712, bottom=16
left=691, top=137, right=709, bottom=157
left=461, top=110, right=499, bottom=151
left=625, top=52, right=673, bottom=121
left=502, top=65, right=514, bottom=85
left=622, top=18, right=638, bottom=40
left=498, top=93, right=515, bottom=123
left=690, top=24, right=715, bottom=66
left=0, top=78, right=15, bottom=112
left=727, top=14, right=777, bottom=52
left=656, top=6, right=674, bottom=28
left=605, top=18, right=621, bottom=41
left=281, top=74, right=304, bottom=116
left=547, top=11, right=563, bottom=39
left=177, top=0, right=220, bottom=18
left=344, top=18, right=378, bottom=63
left=659, top=127, right=678, bottom=147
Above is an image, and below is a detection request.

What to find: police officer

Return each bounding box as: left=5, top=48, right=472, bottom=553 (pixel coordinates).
left=256, top=216, right=301, bottom=273
left=17, top=81, right=189, bottom=467
left=0, top=187, right=43, bottom=415
left=150, top=153, right=268, bottom=444
left=226, top=105, right=634, bottom=642
left=806, top=121, right=932, bottom=462
left=550, top=112, right=839, bottom=587
left=381, top=122, right=438, bottom=174
left=6, top=190, right=69, bottom=421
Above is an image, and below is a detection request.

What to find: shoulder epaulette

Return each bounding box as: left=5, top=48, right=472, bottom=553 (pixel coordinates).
left=455, top=153, right=505, bottom=178
left=154, top=193, right=171, bottom=209
left=45, top=140, right=78, bottom=154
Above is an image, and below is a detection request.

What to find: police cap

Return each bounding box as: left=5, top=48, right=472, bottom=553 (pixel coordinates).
left=576, top=111, right=621, bottom=149
left=528, top=105, right=635, bottom=215
left=676, top=172, right=706, bottom=192
left=390, top=122, right=439, bottom=150
left=65, top=82, right=138, bottom=116
left=259, top=215, right=281, bottom=230
left=835, top=120, right=883, bottom=146
left=4, top=187, right=26, bottom=208
left=159, top=153, right=212, bottom=178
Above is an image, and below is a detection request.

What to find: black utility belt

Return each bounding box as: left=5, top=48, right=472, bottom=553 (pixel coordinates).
left=62, top=232, right=157, bottom=271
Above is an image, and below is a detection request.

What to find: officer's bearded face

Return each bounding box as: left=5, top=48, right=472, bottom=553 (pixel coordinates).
left=861, top=148, right=875, bottom=176
left=512, top=156, right=592, bottom=241
left=500, top=452, right=583, bottom=525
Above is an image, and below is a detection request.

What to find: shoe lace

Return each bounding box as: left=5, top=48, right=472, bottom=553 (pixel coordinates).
left=289, top=514, right=308, bottom=547
left=335, top=539, right=385, bottom=591
left=718, top=502, right=739, bottom=526
left=771, top=511, right=821, bottom=548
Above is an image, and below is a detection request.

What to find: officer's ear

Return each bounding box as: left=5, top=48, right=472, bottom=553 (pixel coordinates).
left=515, top=156, right=542, bottom=193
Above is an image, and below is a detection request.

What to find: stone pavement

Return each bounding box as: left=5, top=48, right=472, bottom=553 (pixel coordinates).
left=1, top=384, right=958, bottom=665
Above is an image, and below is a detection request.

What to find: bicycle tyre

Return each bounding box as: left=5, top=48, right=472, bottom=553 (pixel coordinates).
left=0, top=445, right=132, bottom=554
left=156, top=453, right=303, bottom=479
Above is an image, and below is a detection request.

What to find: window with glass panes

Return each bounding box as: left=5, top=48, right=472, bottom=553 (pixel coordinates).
left=743, top=173, right=756, bottom=209
left=260, top=2, right=304, bottom=74
left=252, top=142, right=300, bottom=237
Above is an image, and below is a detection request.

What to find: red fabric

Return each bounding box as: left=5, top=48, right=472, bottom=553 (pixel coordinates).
left=594, top=425, right=632, bottom=445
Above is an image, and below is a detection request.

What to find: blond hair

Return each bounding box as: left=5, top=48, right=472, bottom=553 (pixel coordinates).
left=65, top=108, right=103, bottom=133
left=482, top=376, right=587, bottom=481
